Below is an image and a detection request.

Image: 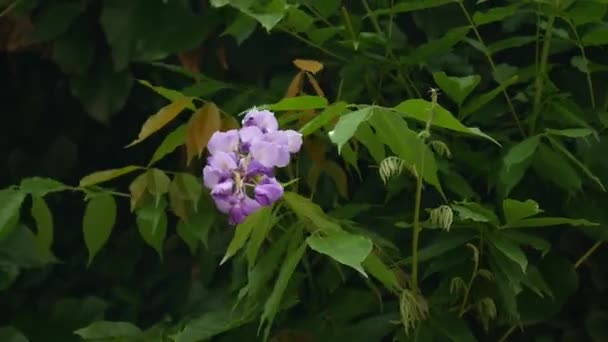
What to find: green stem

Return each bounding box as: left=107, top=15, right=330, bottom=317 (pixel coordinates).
left=498, top=325, right=517, bottom=342
left=277, top=26, right=348, bottom=62
left=459, top=250, right=479, bottom=317
left=530, top=13, right=556, bottom=135
left=411, top=162, right=424, bottom=294
left=575, top=240, right=603, bottom=269
left=457, top=1, right=524, bottom=137
left=565, top=19, right=596, bottom=109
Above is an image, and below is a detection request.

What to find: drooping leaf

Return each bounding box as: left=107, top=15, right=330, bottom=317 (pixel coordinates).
left=502, top=199, right=542, bottom=224
left=363, top=252, right=401, bottom=292
left=503, top=217, right=598, bottom=229
left=260, top=229, right=306, bottom=339
left=126, top=96, right=192, bottom=147
left=74, top=321, right=142, bottom=340
left=185, top=103, right=221, bottom=164
left=79, top=166, right=142, bottom=187
left=30, top=196, right=54, bottom=253
left=221, top=207, right=273, bottom=265
left=269, top=95, right=328, bottom=111
left=283, top=192, right=341, bottom=231
left=432, top=72, right=481, bottom=106
left=19, top=177, right=68, bottom=196
left=306, top=229, right=373, bottom=276
left=491, top=233, right=528, bottom=272
left=329, top=107, right=374, bottom=153
left=0, top=189, right=26, bottom=241
left=136, top=200, right=168, bottom=258
left=546, top=135, right=605, bottom=191
left=148, top=124, right=187, bottom=166
left=82, top=194, right=117, bottom=265
left=393, top=99, right=499, bottom=145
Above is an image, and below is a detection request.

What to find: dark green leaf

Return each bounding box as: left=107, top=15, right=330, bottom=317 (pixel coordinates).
left=0, top=326, right=28, bottom=342
left=432, top=72, right=481, bottom=106
left=491, top=233, right=528, bottom=272
left=31, top=2, right=82, bottom=43
left=74, top=321, right=142, bottom=340
left=503, top=217, right=598, bottom=229
left=221, top=207, right=272, bottom=265
left=283, top=192, right=341, bottom=231
left=31, top=196, right=53, bottom=254
left=430, top=311, right=477, bottom=342
left=460, top=75, right=518, bottom=118
left=363, top=252, right=401, bottom=292
left=502, top=198, right=542, bottom=224
left=148, top=124, right=187, bottom=166
left=0, top=189, right=26, bottom=241
left=136, top=200, right=168, bottom=258
left=473, top=4, right=519, bottom=26
left=83, top=194, right=117, bottom=265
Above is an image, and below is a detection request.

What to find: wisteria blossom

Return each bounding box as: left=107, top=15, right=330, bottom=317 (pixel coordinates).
left=202, top=108, right=302, bottom=224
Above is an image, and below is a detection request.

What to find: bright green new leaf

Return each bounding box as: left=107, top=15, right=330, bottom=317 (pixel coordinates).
left=283, top=192, right=341, bottom=231
left=503, top=217, right=598, bottom=229
left=20, top=177, right=68, bottom=196
left=31, top=196, right=54, bottom=253
left=432, top=72, right=481, bottom=106
left=393, top=99, right=499, bottom=145
left=328, top=107, right=374, bottom=153
left=491, top=234, right=528, bottom=272
left=269, top=95, right=328, bottom=111
left=79, top=166, right=142, bottom=187
left=306, top=229, right=373, bottom=276
left=148, top=124, right=187, bottom=166
left=221, top=207, right=272, bottom=265
left=0, top=189, right=26, bottom=241
left=299, top=101, right=348, bottom=136
left=83, top=194, right=117, bottom=265
left=136, top=201, right=168, bottom=258
left=502, top=199, right=542, bottom=224
left=74, top=321, right=142, bottom=340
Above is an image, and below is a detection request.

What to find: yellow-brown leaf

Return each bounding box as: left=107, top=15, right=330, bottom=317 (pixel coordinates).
left=221, top=115, right=240, bottom=131
left=293, top=59, right=324, bottom=74
left=285, top=71, right=304, bottom=98
left=305, top=73, right=325, bottom=97
left=126, top=96, right=192, bottom=148
left=186, top=102, right=221, bottom=164
left=303, top=137, right=326, bottom=165
left=129, top=173, right=148, bottom=212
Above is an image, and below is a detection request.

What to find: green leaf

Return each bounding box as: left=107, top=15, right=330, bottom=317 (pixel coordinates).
left=472, top=3, right=519, bottom=26
left=460, top=75, right=518, bottom=118
left=223, top=12, right=258, bottom=45
left=491, top=233, right=528, bottom=272
left=306, top=229, right=373, bottom=276
left=221, top=207, right=272, bottom=265
left=0, top=189, right=26, bottom=241
left=299, top=101, right=348, bottom=136
left=363, top=252, right=401, bottom=292
left=328, top=107, right=374, bottom=153
left=402, top=27, right=470, bottom=65
left=432, top=72, right=481, bottom=106
left=260, top=230, right=306, bottom=339
left=148, top=124, right=187, bottom=166
left=137, top=80, right=194, bottom=108
left=176, top=220, right=198, bottom=254
left=170, top=173, right=202, bottom=203
left=74, top=321, right=142, bottom=340
left=503, top=231, right=550, bottom=257
left=355, top=122, right=385, bottom=163
left=31, top=196, right=53, bottom=253
left=214, top=0, right=287, bottom=32
left=546, top=135, right=605, bottom=191
left=488, top=36, right=537, bottom=54
left=430, top=311, right=477, bottom=342
left=532, top=143, right=582, bottom=193
left=146, top=169, right=171, bottom=204
left=136, top=200, right=168, bottom=258
left=31, top=2, right=82, bottom=43
left=246, top=208, right=275, bottom=268
left=497, top=136, right=541, bottom=197
left=268, top=95, right=328, bottom=111
left=70, top=59, right=133, bottom=123
left=545, top=128, right=595, bottom=139
left=52, top=21, right=94, bottom=76
left=370, top=0, right=455, bottom=16
left=452, top=201, right=500, bottom=226
left=83, top=194, right=117, bottom=265
left=502, top=199, right=542, bottom=224
left=79, top=165, right=142, bottom=187
left=20, top=177, right=68, bottom=196
left=283, top=7, right=314, bottom=32
left=172, top=302, right=253, bottom=342
left=283, top=192, right=341, bottom=231
left=503, top=217, right=598, bottom=229
left=0, top=326, right=28, bottom=342
left=402, top=231, right=475, bottom=264
left=393, top=99, right=499, bottom=145
left=582, top=27, right=608, bottom=46
left=367, top=109, right=443, bottom=196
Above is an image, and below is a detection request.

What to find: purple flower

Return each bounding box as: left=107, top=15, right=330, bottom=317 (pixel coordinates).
left=250, top=140, right=290, bottom=168
left=242, top=109, right=278, bottom=133
left=254, top=176, right=283, bottom=206
left=229, top=196, right=261, bottom=224
left=207, top=130, right=239, bottom=155
left=284, top=130, right=303, bottom=153
left=210, top=180, right=234, bottom=198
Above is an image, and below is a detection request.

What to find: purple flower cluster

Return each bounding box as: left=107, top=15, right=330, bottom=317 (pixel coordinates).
left=203, top=109, right=302, bottom=224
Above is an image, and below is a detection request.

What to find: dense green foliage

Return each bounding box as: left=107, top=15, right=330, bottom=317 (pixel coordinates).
left=2, top=0, right=608, bottom=341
